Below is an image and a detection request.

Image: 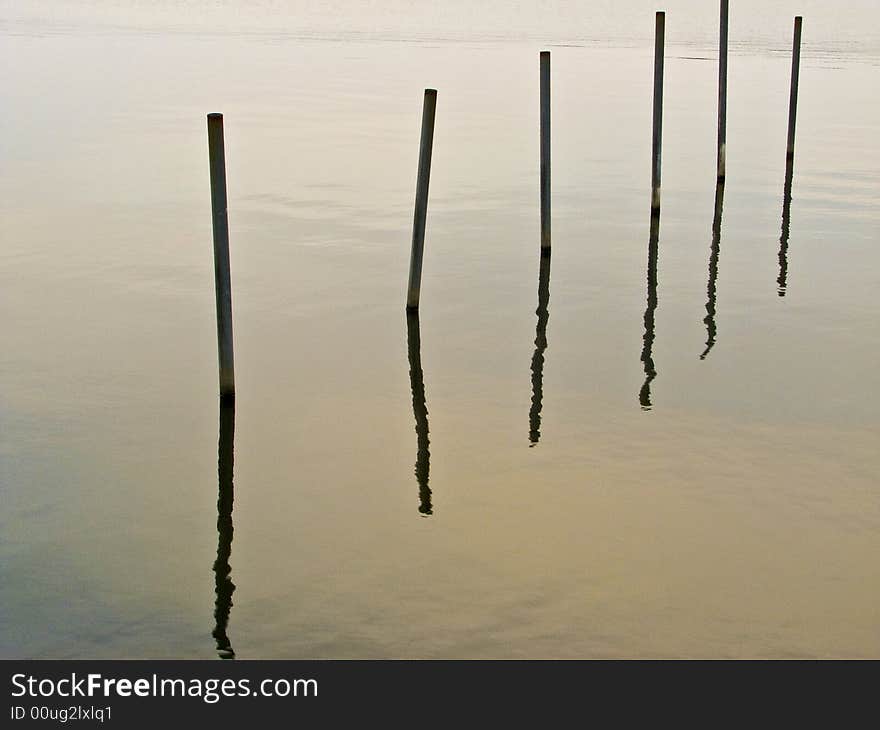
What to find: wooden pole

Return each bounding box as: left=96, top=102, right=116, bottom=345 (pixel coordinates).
left=786, top=17, right=803, bottom=160
left=651, top=12, right=665, bottom=215
left=717, top=0, right=729, bottom=181
left=207, top=113, right=235, bottom=400
left=540, top=51, right=551, bottom=251
left=406, top=89, right=437, bottom=310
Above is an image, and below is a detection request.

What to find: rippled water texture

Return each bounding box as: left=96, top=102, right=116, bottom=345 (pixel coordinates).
left=1, top=0, right=879, bottom=658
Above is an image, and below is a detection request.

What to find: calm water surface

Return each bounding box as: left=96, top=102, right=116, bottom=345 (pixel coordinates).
left=1, top=0, right=879, bottom=658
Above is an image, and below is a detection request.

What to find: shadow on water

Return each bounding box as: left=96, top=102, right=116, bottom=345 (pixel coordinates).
left=213, top=399, right=236, bottom=659
left=701, top=181, right=725, bottom=359
left=639, top=216, right=660, bottom=410
left=406, top=312, right=432, bottom=516
left=529, top=251, right=552, bottom=446
left=777, top=155, right=795, bottom=297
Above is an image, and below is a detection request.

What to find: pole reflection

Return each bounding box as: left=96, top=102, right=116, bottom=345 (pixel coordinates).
left=639, top=216, right=660, bottom=409
left=212, top=399, right=235, bottom=659
left=406, top=311, right=432, bottom=516
left=701, top=181, right=725, bottom=359
left=529, top=251, right=552, bottom=446
left=777, top=155, right=794, bottom=297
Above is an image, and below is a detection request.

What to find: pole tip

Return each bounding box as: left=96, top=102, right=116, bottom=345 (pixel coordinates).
left=208, top=112, right=223, bottom=120
left=424, top=88, right=437, bottom=97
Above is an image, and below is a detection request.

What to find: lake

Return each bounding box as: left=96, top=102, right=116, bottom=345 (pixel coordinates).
left=1, top=0, right=878, bottom=658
